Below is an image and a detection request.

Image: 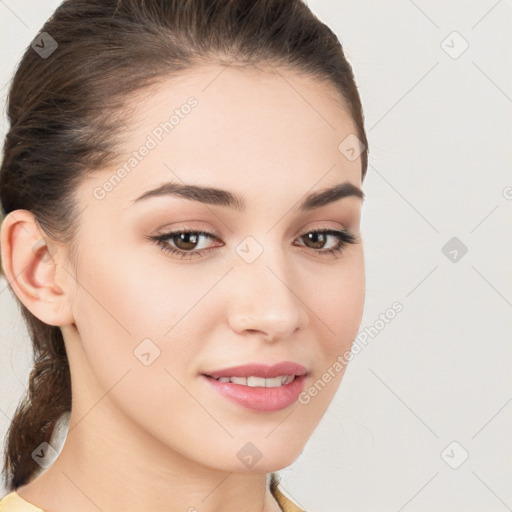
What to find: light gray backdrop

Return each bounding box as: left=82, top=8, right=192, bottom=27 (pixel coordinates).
left=1, top=1, right=511, bottom=511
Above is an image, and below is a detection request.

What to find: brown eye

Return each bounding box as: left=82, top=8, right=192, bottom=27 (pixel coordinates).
left=172, top=232, right=203, bottom=251
left=149, top=229, right=219, bottom=260
left=302, top=231, right=329, bottom=250
left=297, top=228, right=357, bottom=254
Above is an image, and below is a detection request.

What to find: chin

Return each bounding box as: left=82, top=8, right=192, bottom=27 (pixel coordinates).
left=246, top=446, right=304, bottom=473
left=199, top=440, right=305, bottom=474
left=252, top=456, right=301, bottom=473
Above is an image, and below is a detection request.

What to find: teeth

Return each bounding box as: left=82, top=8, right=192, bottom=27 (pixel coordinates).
left=230, top=376, right=247, bottom=385
left=282, top=375, right=296, bottom=385
left=247, top=376, right=266, bottom=387
left=267, top=376, right=286, bottom=387
left=214, top=375, right=296, bottom=387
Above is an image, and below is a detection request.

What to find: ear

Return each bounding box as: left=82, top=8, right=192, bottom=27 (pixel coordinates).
left=0, top=209, right=75, bottom=327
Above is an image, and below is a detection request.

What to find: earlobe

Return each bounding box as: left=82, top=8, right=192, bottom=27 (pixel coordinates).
left=0, top=209, right=75, bottom=327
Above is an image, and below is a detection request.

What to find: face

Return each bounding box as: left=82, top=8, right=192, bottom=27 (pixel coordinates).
left=62, top=64, right=365, bottom=473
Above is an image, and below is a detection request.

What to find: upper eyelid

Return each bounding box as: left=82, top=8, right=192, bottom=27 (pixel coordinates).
left=157, top=226, right=349, bottom=237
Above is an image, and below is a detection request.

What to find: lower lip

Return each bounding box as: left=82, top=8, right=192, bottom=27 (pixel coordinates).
left=202, top=374, right=307, bottom=412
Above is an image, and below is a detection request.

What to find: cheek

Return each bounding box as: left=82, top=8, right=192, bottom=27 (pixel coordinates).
left=306, top=249, right=365, bottom=354
left=70, top=247, right=220, bottom=376
left=69, top=252, right=207, bottom=422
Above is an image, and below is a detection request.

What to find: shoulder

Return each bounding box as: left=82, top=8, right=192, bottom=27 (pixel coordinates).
left=0, top=491, right=45, bottom=512
left=269, top=472, right=306, bottom=512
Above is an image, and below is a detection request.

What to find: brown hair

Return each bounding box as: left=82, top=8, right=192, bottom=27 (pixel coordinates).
left=0, top=0, right=368, bottom=491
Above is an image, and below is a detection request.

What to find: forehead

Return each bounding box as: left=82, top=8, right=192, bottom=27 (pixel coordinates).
left=79, top=64, right=362, bottom=211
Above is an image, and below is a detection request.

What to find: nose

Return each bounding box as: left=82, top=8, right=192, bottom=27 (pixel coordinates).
left=226, top=250, right=308, bottom=343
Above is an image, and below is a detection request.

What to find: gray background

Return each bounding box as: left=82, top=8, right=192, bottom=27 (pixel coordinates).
left=1, top=1, right=511, bottom=510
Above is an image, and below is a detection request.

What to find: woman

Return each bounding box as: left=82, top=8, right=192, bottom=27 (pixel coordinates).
left=0, top=0, right=368, bottom=510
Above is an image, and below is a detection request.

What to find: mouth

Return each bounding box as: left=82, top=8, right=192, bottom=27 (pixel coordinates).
left=200, top=361, right=309, bottom=412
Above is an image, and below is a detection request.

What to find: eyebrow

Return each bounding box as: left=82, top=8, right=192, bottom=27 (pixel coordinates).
left=132, top=180, right=364, bottom=212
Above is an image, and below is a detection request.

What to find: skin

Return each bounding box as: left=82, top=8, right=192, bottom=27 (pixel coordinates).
left=1, top=64, right=365, bottom=512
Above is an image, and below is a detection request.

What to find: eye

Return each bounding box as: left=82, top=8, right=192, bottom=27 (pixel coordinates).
left=149, top=229, right=220, bottom=259
left=148, top=227, right=358, bottom=260
left=295, top=228, right=358, bottom=257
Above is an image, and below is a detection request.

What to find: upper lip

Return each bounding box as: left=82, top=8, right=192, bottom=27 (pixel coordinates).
left=204, top=361, right=308, bottom=379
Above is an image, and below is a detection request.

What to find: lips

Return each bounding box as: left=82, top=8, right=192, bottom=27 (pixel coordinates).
left=202, top=361, right=309, bottom=412
left=203, top=361, right=308, bottom=379
left=202, top=372, right=308, bottom=412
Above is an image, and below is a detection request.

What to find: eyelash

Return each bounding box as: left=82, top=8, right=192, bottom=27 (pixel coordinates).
left=149, top=227, right=358, bottom=260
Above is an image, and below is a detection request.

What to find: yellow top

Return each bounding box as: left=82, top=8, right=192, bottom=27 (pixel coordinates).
left=0, top=473, right=304, bottom=512
left=0, top=492, right=41, bottom=512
